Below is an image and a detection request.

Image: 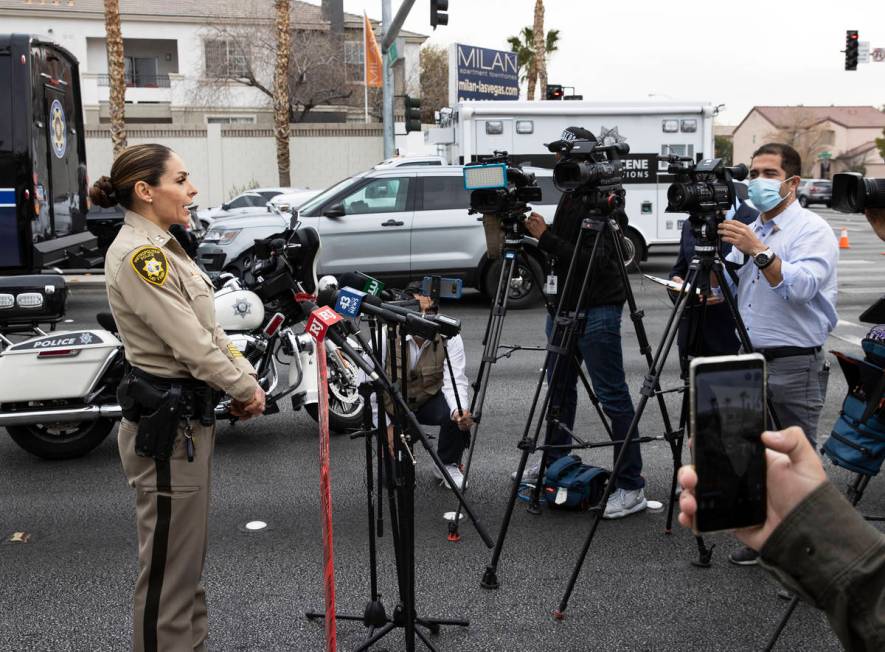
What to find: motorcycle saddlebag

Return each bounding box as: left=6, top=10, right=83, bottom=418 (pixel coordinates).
left=0, top=329, right=120, bottom=403
left=0, top=275, right=68, bottom=328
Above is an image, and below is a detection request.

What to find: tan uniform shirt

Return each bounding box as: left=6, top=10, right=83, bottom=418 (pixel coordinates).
left=105, top=210, right=258, bottom=403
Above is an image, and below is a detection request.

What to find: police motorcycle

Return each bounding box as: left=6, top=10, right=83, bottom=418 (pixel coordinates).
left=0, top=221, right=362, bottom=460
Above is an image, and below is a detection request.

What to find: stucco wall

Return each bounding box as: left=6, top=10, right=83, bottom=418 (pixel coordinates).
left=732, top=110, right=777, bottom=166
left=85, top=125, right=384, bottom=207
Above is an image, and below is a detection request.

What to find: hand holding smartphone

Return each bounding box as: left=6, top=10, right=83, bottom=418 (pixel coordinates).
left=689, top=353, right=767, bottom=534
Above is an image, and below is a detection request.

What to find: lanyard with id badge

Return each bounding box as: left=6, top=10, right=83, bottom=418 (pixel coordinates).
left=545, top=255, right=558, bottom=296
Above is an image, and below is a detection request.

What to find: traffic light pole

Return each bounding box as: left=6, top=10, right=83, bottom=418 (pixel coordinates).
left=381, top=0, right=418, bottom=158
left=382, top=0, right=395, bottom=158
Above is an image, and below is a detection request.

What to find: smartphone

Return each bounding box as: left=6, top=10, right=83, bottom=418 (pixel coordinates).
left=421, top=276, right=463, bottom=299
left=689, top=354, right=767, bottom=534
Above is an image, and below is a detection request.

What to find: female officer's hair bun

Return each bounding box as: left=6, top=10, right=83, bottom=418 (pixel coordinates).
left=89, top=144, right=173, bottom=210
left=89, top=176, right=118, bottom=208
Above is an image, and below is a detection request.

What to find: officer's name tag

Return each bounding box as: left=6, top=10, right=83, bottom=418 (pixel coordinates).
left=545, top=274, right=558, bottom=295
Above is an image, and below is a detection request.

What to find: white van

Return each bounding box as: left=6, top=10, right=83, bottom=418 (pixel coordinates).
left=427, top=100, right=717, bottom=262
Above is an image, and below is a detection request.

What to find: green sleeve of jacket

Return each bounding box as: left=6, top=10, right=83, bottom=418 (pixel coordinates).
left=760, top=482, right=885, bottom=651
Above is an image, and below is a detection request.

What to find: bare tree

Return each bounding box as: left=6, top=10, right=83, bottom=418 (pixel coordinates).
left=836, top=151, right=869, bottom=176
left=273, top=0, right=291, bottom=186
left=766, top=109, right=832, bottom=177
left=419, top=44, right=447, bottom=123
left=196, top=7, right=353, bottom=123
left=103, top=0, right=127, bottom=157
left=531, top=0, right=546, bottom=101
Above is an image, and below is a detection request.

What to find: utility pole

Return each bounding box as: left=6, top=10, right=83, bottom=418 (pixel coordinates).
left=382, top=0, right=394, bottom=157
left=381, top=0, right=417, bottom=158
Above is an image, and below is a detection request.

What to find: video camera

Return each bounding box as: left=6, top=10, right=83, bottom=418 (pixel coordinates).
left=463, top=152, right=542, bottom=223
left=549, top=138, right=629, bottom=195
left=662, top=155, right=748, bottom=247
left=832, top=173, right=885, bottom=213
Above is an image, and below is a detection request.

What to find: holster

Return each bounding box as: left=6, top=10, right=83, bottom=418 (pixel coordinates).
left=117, top=368, right=217, bottom=461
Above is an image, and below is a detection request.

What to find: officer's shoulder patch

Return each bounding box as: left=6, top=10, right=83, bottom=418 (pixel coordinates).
left=129, top=246, right=169, bottom=286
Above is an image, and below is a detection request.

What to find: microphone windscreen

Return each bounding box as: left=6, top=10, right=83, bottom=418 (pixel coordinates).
left=337, top=272, right=366, bottom=290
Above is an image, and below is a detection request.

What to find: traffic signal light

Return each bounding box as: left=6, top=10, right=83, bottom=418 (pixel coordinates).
left=546, top=84, right=564, bottom=100
left=404, top=95, right=421, bottom=133
left=430, top=0, right=448, bottom=29
left=845, top=30, right=859, bottom=70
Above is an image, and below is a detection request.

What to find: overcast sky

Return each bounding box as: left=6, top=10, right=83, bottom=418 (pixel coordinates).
left=339, top=0, right=885, bottom=125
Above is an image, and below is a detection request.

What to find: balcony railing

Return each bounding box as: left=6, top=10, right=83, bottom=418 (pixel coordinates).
left=96, top=73, right=171, bottom=88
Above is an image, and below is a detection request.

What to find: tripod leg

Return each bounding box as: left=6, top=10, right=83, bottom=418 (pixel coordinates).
left=360, top=386, right=382, bottom=606
left=481, top=318, right=579, bottom=588
left=609, top=219, right=678, bottom=451
left=450, top=253, right=518, bottom=540
left=555, top=265, right=701, bottom=616
left=414, top=627, right=439, bottom=652
left=575, top=361, right=615, bottom=440
left=483, top=222, right=607, bottom=589
left=665, top=384, right=690, bottom=534
left=353, top=622, right=397, bottom=652
left=764, top=595, right=800, bottom=652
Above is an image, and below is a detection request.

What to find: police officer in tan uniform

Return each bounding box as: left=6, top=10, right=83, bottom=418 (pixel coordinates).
left=92, top=144, right=265, bottom=652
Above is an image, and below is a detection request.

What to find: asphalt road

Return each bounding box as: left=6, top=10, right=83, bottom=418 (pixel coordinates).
left=1, top=207, right=882, bottom=651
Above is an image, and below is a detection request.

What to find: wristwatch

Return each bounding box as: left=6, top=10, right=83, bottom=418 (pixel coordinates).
left=753, top=248, right=776, bottom=269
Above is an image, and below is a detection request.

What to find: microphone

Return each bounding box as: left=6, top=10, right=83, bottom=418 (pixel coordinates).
left=301, top=297, right=380, bottom=382
left=324, top=324, right=380, bottom=383
left=319, top=285, right=441, bottom=340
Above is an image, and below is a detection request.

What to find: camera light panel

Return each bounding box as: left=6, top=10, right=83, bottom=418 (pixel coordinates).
left=463, top=163, right=507, bottom=190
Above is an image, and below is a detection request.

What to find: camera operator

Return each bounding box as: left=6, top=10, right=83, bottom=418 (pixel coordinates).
left=375, top=285, right=473, bottom=489
left=716, top=143, right=839, bottom=566
left=521, top=126, right=647, bottom=520
left=670, top=185, right=759, bottom=364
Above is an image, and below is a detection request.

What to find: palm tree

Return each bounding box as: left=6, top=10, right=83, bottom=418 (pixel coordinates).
left=273, top=0, right=291, bottom=187
left=531, top=0, right=547, bottom=101
left=103, top=0, right=127, bottom=157
left=506, top=25, right=560, bottom=100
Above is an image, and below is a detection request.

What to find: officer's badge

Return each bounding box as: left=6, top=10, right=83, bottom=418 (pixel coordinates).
left=130, top=247, right=169, bottom=286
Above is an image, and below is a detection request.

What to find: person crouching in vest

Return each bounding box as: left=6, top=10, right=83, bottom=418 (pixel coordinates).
left=381, top=288, right=473, bottom=489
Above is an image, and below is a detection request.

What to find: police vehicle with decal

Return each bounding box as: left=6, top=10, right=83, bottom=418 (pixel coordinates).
left=0, top=34, right=99, bottom=274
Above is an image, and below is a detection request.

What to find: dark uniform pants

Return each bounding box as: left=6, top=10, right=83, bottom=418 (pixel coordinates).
left=119, top=418, right=215, bottom=652
left=414, top=392, right=468, bottom=465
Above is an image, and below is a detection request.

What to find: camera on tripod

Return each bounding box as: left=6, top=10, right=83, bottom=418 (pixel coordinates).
left=463, top=151, right=542, bottom=224
left=662, top=156, right=748, bottom=245
left=549, top=137, right=630, bottom=195
left=832, top=173, right=885, bottom=213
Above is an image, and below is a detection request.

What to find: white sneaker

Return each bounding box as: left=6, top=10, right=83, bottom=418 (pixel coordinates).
left=510, top=462, right=541, bottom=483
left=603, top=487, right=647, bottom=519
left=433, top=463, right=466, bottom=490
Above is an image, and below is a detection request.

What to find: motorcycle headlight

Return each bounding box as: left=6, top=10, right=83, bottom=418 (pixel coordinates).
left=203, top=228, right=241, bottom=245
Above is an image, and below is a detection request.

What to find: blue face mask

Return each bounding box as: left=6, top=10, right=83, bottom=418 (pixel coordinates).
left=748, top=177, right=794, bottom=213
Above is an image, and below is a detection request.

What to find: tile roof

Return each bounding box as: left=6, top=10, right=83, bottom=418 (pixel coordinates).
left=837, top=141, right=880, bottom=160
left=746, top=105, right=885, bottom=130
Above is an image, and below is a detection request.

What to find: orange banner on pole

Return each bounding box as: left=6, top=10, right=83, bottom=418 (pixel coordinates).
left=364, top=13, right=383, bottom=88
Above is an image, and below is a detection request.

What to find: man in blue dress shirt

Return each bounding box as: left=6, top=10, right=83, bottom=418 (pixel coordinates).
left=717, top=142, right=839, bottom=566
